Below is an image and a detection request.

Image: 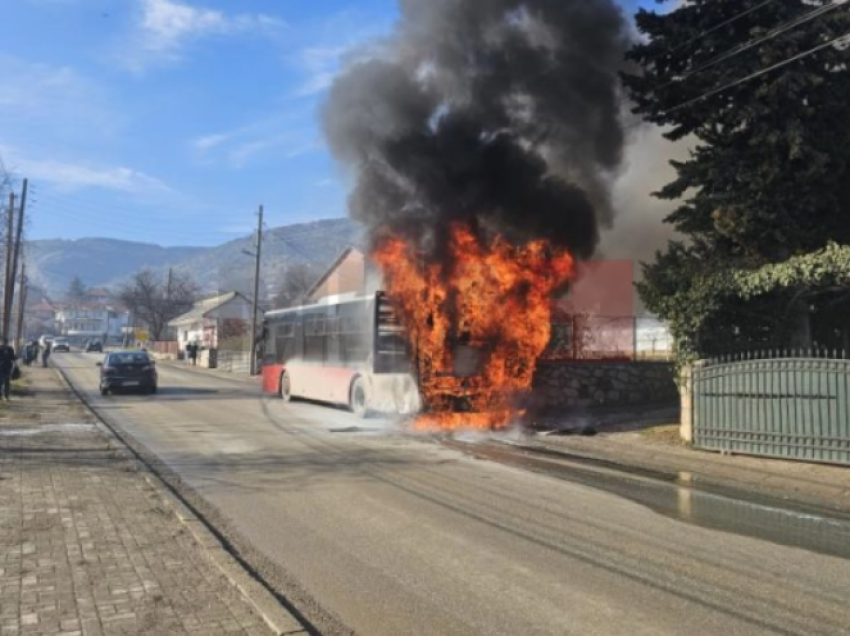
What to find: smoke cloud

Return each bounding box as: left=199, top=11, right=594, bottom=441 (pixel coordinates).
left=322, top=0, right=630, bottom=261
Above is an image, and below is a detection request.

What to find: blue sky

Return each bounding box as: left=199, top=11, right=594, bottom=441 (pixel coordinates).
left=1, top=0, right=653, bottom=247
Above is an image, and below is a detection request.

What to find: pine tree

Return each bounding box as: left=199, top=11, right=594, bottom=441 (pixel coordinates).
left=67, top=276, right=87, bottom=301
left=623, top=0, right=850, bottom=354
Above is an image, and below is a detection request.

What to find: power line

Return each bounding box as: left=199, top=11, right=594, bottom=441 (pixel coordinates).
left=671, top=0, right=778, bottom=52
left=664, top=26, right=850, bottom=117
left=665, top=0, right=849, bottom=87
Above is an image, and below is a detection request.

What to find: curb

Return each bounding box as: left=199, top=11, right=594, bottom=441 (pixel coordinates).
left=50, top=364, right=310, bottom=636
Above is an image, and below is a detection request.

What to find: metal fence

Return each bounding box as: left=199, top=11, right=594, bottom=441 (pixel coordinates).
left=542, top=315, right=673, bottom=362
left=693, top=350, right=850, bottom=465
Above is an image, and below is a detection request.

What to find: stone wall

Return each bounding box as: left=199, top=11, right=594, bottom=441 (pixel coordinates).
left=532, top=361, right=677, bottom=410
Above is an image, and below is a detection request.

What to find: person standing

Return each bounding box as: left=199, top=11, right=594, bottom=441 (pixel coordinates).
left=42, top=340, right=51, bottom=368
left=188, top=342, right=198, bottom=366
left=0, top=338, right=18, bottom=402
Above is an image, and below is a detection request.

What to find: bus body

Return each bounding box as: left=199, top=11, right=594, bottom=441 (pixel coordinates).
left=261, top=292, right=420, bottom=416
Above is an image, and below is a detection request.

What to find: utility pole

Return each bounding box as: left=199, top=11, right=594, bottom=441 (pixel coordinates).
left=3, top=192, right=15, bottom=340
left=15, top=262, right=26, bottom=349
left=8, top=178, right=27, bottom=342
left=249, top=205, right=264, bottom=375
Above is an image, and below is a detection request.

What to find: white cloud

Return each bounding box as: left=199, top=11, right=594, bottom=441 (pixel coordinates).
left=229, top=135, right=291, bottom=168
left=192, top=133, right=229, bottom=152
left=294, top=45, right=348, bottom=96
left=124, top=0, right=284, bottom=71
left=1, top=146, right=169, bottom=194
left=286, top=11, right=392, bottom=98
left=189, top=103, right=321, bottom=169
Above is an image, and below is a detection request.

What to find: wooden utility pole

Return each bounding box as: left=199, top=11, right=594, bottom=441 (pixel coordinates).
left=15, top=261, right=26, bottom=349
left=8, top=178, right=27, bottom=342
left=249, top=205, right=264, bottom=376
left=3, top=192, right=15, bottom=340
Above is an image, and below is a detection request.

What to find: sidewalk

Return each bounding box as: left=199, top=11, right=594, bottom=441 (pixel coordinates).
left=0, top=367, right=274, bottom=636
left=524, top=412, right=850, bottom=515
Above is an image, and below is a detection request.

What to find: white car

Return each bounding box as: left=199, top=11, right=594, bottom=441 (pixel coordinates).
left=52, top=337, right=71, bottom=353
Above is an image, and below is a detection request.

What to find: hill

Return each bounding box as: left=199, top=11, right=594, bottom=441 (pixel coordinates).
left=26, top=218, right=364, bottom=298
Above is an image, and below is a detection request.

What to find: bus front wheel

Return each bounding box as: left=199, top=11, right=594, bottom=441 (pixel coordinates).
left=280, top=371, right=293, bottom=402
left=350, top=377, right=368, bottom=419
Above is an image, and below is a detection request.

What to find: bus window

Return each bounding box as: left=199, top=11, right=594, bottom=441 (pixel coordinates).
left=274, top=321, right=296, bottom=364
left=338, top=303, right=371, bottom=365
left=375, top=332, right=411, bottom=374
left=325, top=314, right=342, bottom=363
left=304, top=312, right=326, bottom=363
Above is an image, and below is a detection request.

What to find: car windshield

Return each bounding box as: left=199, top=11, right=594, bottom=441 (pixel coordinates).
left=108, top=352, right=150, bottom=365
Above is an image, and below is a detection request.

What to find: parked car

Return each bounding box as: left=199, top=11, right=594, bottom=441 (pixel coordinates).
left=51, top=337, right=70, bottom=353
left=85, top=340, right=103, bottom=353
left=98, top=351, right=158, bottom=395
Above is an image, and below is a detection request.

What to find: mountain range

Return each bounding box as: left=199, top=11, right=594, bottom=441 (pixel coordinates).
left=25, top=218, right=364, bottom=299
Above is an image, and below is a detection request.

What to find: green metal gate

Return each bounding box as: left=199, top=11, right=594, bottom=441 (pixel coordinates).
left=693, top=352, right=850, bottom=465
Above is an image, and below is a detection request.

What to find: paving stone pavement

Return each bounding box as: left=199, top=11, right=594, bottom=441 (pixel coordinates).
left=0, top=366, right=272, bottom=636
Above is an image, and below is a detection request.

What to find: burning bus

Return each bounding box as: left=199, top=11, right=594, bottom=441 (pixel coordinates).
left=261, top=224, right=575, bottom=430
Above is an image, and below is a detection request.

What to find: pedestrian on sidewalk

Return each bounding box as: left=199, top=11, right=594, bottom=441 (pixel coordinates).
left=188, top=342, right=198, bottom=366
left=0, top=338, right=18, bottom=402
left=22, top=341, right=33, bottom=366
left=41, top=341, right=52, bottom=368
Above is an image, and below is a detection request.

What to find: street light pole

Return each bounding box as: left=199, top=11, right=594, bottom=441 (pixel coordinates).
left=249, top=205, right=264, bottom=375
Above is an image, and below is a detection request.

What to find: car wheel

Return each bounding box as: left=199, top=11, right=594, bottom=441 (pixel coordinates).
left=149, top=385, right=157, bottom=394
left=280, top=372, right=293, bottom=402
left=100, top=387, right=109, bottom=396
left=350, top=377, right=368, bottom=419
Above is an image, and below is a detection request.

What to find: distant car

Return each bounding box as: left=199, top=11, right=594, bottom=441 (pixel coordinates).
left=52, top=337, right=70, bottom=353
left=85, top=340, right=103, bottom=353
left=98, top=351, right=158, bottom=396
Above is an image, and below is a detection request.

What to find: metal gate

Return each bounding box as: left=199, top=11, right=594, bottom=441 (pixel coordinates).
left=693, top=352, right=850, bottom=465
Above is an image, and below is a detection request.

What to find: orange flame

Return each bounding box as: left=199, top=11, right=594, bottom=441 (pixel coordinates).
left=372, top=223, right=575, bottom=431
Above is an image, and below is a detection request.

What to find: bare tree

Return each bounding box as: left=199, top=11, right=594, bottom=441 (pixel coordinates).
left=272, top=263, right=317, bottom=309
left=119, top=269, right=197, bottom=341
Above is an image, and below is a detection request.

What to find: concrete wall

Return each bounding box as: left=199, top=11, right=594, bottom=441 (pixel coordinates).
left=532, top=361, right=677, bottom=410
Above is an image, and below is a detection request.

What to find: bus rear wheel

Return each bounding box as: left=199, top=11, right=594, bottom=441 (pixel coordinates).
left=280, top=371, right=293, bottom=402
left=350, top=377, right=368, bottom=419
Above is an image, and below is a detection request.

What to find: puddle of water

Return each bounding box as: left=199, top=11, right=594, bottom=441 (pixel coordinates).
left=0, top=423, right=97, bottom=437
left=466, top=441, right=850, bottom=561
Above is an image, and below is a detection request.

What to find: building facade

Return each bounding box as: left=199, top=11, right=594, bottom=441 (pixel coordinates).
left=54, top=304, right=130, bottom=343
left=168, top=291, right=254, bottom=351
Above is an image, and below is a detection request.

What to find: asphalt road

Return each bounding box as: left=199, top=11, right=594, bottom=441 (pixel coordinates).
left=55, top=352, right=850, bottom=636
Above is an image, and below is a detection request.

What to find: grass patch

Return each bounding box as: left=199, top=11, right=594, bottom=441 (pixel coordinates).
left=11, top=376, right=32, bottom=395
left=639, top=424, right=686, bottom=446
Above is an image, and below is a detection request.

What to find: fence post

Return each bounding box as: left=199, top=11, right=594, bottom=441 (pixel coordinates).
left=679, top=362, right=695, bottom=443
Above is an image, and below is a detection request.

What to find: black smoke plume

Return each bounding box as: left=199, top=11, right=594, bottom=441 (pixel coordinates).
left=322, top=0, right=629, bottom=260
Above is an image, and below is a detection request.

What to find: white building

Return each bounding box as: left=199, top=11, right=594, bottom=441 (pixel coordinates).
left=55, top=304, right=130, bottom=343
left=168, top=291, right=254, bottom=351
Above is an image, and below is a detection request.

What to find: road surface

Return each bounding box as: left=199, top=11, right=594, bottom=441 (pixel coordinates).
left=54, top=352, right=850, bottom=636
